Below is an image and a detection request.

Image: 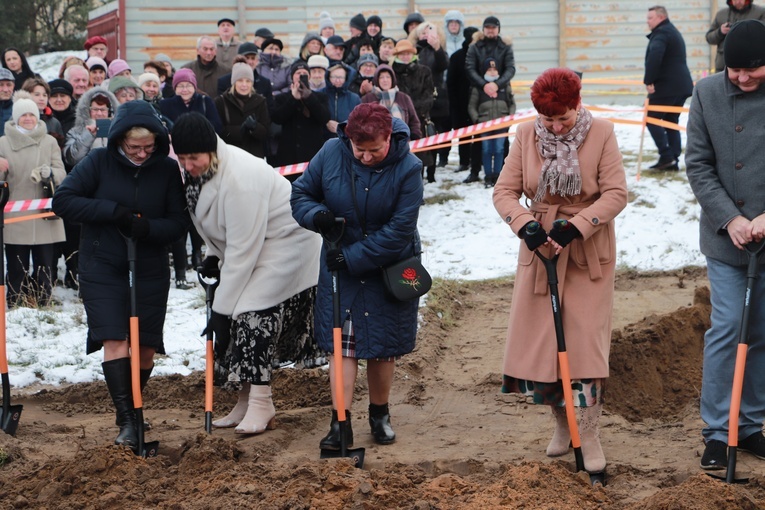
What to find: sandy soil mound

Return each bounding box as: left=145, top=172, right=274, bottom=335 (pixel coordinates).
left=2, top=268, right=765, bottom=509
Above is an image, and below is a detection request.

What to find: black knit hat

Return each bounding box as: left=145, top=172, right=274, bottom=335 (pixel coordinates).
left=403, top=12, right=425, bottom=34
left=367, top=15, right=382, bottom=28
left=290, top=61, right=310, bottom=78
left=483, top=16, right=500, bottom=29
left=171, top=112, right=217, bottom=155
left=724, top=20, right=765, bottom=69
left=349, top=13, right=366, bottom=32
left=261, top=38, right=283, bottom=52
left=48, top=78, right=73, bottom=97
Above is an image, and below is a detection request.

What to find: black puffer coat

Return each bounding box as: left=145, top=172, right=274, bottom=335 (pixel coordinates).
left=52, top=101, right=190, bottom=354
left=391, top=61, right=434, bottom=123
left=214, top=90, right=271, bottom=158
left=414, top=40, right=449, bottom=119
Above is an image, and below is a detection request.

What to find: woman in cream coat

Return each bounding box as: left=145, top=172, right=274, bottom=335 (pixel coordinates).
left=0, top=96, right=66, bottom=307
left=493, top=68, right=627, bottom=474
left=171, top=112, right=322, bottom=435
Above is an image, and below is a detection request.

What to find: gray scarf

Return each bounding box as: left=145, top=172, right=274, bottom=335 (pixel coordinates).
left=184, top=170, right=214, bottom=215
left=533, top=107, right=593, bottom=202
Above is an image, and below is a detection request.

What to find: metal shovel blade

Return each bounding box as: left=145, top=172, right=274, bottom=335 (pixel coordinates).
left=319, top=445, right=366, bottom=468
left=0, top=403, right=22, bottom=436
left=138, top=440, right=160, bottom=459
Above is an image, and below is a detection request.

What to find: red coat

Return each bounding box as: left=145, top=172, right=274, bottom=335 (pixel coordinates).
left=493, top=117, right=628, bottom=382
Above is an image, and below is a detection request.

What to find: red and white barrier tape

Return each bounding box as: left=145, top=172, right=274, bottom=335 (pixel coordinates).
left=5, top=198, right=52, bottom=213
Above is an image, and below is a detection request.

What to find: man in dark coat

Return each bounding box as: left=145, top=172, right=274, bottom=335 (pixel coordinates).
left=270, top=62, right=331, bottom=172
left=182, top=35, right=231, bottom=99
left=643, top=6, right=694, bottom=170
left=686, top=20, right=765, bottom=471
left=0, top=69, right=14, bottom=136
left=216, top=43, right=274, bottom=111
left=465, top=16, right=515, bottom=97
left=706, top=0, right=765, bottom=72
left=448, top=27, right=481, bottom=179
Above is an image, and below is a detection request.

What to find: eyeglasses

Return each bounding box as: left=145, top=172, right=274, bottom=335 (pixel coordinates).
left=123, top=142, right=157, bottom=155
left=176, top=83, right=195, bottom=90
left=89, top=107, right=109, bottom=113
left=329, top=75, right=346, bottom=82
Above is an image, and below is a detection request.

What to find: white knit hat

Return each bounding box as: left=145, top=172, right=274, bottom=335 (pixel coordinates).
left=12, top=97, right=39, bottom=124
left=230, top=62, right=254, bottom=85
left=138, top=72, right=161, bottom=88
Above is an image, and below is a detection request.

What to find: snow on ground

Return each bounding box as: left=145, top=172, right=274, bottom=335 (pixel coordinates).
left=8, top=53, right=703, bottom=387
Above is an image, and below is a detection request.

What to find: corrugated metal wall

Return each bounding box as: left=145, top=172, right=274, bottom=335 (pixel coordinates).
left=112, top=0, right=720, bottom=105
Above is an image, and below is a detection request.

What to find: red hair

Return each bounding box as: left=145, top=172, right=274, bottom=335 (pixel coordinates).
left=345, top=103, right=393, bottom=143
left=530, top=68, right=582, bottom=117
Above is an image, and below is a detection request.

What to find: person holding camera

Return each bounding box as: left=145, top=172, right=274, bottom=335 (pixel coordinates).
left=706, top=0, right=765, bottom=73
left=214, top=62, right=270, bottom=159
left=0, top=95, right=66, bottom=307
left=63, top=86, right=119, bottom=167
left=270, top=61, right=330, bottom=170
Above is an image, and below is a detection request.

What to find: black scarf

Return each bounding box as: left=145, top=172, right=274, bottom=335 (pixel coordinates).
left=184, top=169, right=214, bottom=215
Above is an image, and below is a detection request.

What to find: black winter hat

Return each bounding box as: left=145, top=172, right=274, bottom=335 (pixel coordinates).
left=217, top=18, right=235, bottom=27
left=367, top=15, right=383, bottom=28
left=290, top=61, right=310, bottom=78
left=48, top=79, right=73, bottom=97
left=261, top=38, right=283, bottom=51
left=171, top=112, right=217, bottom=155
left=483, top=16, right=501, bottom=29
left=238, top=42, right=260, bottom=55
left=482, top=57, right=498, bottom=74
left=403, top=12, right=425, bottom=34
left=724, top=20, right=765, bottom=69
left=254, top=27, right=274, bottom=39
left=349, top=13, right=366, bottom=32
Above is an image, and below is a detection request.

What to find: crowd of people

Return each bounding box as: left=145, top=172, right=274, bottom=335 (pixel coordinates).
left=1, top=5, right=764, bottom=481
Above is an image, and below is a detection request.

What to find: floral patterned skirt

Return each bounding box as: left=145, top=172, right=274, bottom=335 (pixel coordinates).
left=215, top=286, right=325, bottom=385
left=501, top=375, right=604, bottom=407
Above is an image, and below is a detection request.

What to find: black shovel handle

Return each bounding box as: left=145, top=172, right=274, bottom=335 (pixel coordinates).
left=197, top=270, right=219, bottom=434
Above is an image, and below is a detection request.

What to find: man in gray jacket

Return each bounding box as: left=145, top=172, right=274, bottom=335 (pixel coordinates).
left=686, top=20, right=765, bottom=471
left=706, top=0, right=765, bottom=72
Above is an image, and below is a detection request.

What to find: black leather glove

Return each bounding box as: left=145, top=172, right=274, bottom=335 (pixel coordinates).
left=113, top=205, right=133, bottom=229
left=326, top=248, right=347, bottom=271
left=313, top=210, right=336, bottom=233
left=548, top=219, right=581, bottom=248
left=521, top=221, right=548, bottom=251
left=202, top=311, right=232, bottom=359
left=242, top=115, right=258, bottom=132
left=129, top=216, right=150, bottom=239
left=197, top=255, right=221, bottom=278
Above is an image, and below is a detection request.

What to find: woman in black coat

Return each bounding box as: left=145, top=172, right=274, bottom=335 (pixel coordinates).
left=2, top=48, right=36, bottom=91
left=52, top=100, right=190, bottom=450
left=159, top=68, right=223, bottom=135
left=214, top=63, right=271, bottom=158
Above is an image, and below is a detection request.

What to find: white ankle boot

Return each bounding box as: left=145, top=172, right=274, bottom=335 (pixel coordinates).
left=212, top=382, right=250, bottom=428
left=577, top=403, right=606, bottom=472
left=546, top=405, right=571, bottom=457
left=234, top=384, right=276, bottom=434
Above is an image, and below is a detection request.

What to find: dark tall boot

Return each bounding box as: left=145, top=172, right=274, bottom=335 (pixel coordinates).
left=426, top=166, right=436, bottom=183
left=319, top=409, right=353, bottom=450
left=369, top=402, right=396, bottom=445
left=102, top=358, right=137, bottom=448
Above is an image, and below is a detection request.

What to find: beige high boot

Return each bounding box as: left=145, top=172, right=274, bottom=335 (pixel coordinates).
left=546, top=405, right=571, bottom=457
left=234, top=384, right=276, bottom=434
left=577, top=403, right=606, bottom=473
left=212, top=382, right=250, bottom=428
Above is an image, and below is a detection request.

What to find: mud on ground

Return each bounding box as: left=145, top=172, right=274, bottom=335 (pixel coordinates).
left=2, top=268, right=765, bottom=509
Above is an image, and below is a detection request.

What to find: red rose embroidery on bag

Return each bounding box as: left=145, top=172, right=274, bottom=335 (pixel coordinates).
left=400, top=267, right=421, bottom=290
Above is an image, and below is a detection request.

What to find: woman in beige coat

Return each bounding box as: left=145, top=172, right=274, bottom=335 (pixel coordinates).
left=0, top=96, right=66, bottom=307
left=492, top=68, right=627, bottom=473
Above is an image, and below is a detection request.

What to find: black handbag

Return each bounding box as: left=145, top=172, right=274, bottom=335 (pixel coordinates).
left=381, top=256, right=432, bottom=301
left=350, top=169, right=431, bottom=301
left=423, top=117, right=437, bottom=138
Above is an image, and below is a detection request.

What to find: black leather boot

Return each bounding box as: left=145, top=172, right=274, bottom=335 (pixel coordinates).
left=319, top=409, right=353, bottom=450
left=140, top=366, right=153, bottom=430
left=102, top=358, right=137, bottom=448
left=369, top=403, right=396, bottom=445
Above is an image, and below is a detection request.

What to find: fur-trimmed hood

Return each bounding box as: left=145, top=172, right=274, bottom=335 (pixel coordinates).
left=73, top=86, right=120, bottom=131
left=471, top=31, right=513, bottom=46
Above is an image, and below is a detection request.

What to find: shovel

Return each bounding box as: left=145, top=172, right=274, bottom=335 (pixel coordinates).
left=0, top=182, right=22, bottom=436
left=527, top=220, right=605, bottom=486
left=319, top=218, right=365, bottom=468
left=126, top=235, right=159, bottom=457
left=197, top=268, right=219, bottom=434
left=709, top=240, right=765, bottom=484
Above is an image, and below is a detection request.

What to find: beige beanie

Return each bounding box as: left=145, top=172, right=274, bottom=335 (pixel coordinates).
left=138, top=72, right=161, bottom=88
left=230, top=62, right=254, bottom=85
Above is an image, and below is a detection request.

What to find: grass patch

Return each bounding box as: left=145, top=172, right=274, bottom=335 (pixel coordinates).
left=633, top=199, right=656, bottom=209
left=423, top=277, right=512, bottom=330
left=423, top=192, right=462, bottom=206
left=0, top=447, right=8, bottom=467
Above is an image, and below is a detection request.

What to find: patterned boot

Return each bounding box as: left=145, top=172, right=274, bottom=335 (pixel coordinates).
left=577, top=403, right=606, bottom=473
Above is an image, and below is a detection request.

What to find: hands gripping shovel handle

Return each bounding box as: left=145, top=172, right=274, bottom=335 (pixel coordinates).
left=0, top=182, right=22, bottom=435
left=525, top=221, right=605, bottom=485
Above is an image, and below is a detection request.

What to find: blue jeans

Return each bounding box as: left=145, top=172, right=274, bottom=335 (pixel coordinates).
left=701, top=257, right=765, bottom=442
left=482, top=135, right=504, bottom=178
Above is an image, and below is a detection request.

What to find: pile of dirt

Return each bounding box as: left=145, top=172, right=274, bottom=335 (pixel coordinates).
left=4, top=270, right=765, bottom=509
